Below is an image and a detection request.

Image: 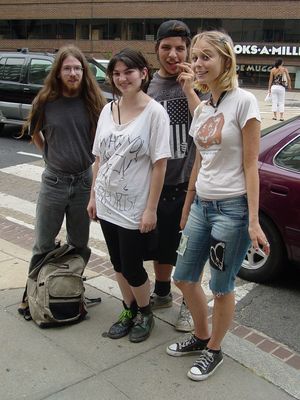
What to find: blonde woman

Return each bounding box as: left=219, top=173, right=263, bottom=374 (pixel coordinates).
left=166, top=31, right=269, bottom=381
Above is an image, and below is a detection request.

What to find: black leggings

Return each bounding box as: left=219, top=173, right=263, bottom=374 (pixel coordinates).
left=100, top=219, right=148, bottom=287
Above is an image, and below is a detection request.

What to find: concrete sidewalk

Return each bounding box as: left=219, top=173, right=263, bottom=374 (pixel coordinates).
left=1, top=238, right=299, bottom=400
left=1, top=88, right=300, bottom=400
left=247, top=87, right=300, bottom=129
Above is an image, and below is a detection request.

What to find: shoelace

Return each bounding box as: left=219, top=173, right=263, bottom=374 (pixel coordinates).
left=193, top=350, right=214, bottom=370
left=118, top=309, right=133, bottom=322
left=134, top=311, right=144, bottom=326
left=177, top=334, right=197, bottom=350
left=178, top=303, right=191, bottom=320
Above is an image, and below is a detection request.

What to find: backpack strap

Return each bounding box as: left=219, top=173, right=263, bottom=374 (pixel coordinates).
left=85, top=296, right=102, bottom=305
left=82, top=277, right=102, bottom=305
left=17, top=284, right=32, bottom=320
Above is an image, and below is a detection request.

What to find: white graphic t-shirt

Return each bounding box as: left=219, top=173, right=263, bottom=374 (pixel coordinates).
left=189, top=88, right=261, bottom=200
left=93, top=99, right=171, bottom=229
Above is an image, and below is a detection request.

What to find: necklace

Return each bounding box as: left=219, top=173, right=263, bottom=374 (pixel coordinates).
left=209, top=91, right=227, bottom=112
left=117, top=100, right=121, bottom=124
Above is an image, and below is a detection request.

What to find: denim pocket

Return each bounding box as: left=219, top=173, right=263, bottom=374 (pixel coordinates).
left=217, top=197, right=248, bottom=221
left=81, top=168, right=92, bottom=189
left=42, top=169, right=59, bottom=186
left=81, top=175, right=92, bottom=189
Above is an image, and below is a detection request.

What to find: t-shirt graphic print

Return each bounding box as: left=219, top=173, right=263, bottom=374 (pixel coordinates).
left=162, top=97, right=190, bottom=160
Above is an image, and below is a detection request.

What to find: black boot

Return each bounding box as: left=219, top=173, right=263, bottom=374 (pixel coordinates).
left=129, top=304, right=154, bottom=343
left=107, top=301, right=137, bottom=339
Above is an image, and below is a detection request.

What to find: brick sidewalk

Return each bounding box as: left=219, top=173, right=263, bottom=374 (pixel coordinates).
left=1, top=214, right=300, bottom=371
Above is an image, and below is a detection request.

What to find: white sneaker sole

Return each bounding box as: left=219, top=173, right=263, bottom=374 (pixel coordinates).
left=187, top=358, right=223, bottom=381
left=175, top=324, right=194, bottom=332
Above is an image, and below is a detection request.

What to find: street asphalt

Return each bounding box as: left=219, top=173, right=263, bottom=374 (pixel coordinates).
left=0, top=88, right=300, bottom=400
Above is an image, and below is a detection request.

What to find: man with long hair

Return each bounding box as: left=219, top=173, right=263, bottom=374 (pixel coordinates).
left=20, top=45, right=106, bottom=283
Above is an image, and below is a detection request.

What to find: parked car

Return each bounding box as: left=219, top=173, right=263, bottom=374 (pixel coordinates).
left=238, top=116, right=300, bottom=283
left=0, top=49, right=112, bottom=133
left=96, top=59, right=109, bottom=69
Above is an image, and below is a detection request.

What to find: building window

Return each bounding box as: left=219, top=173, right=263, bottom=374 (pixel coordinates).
left=108, top=19, right=122, bottom=40
left=145, top=19, right=161, bottom=40
left=28, top=20, right=56, bottom=39
left=77, top=20, right=90, bottom=40
left=57, top=20, right=75, bottom=39
left=91, top=20, right=108, bottom=40
left=128, top=19, right=145, bottom=40
left=11, top=20, right=27, bottom=39
left=1, top=17, right=300, bottom=46
left=284, top=20, right=300, bottom=42
left=0, top=20, right=10, bottom=39
left=242, top=20, right=264, bottom=41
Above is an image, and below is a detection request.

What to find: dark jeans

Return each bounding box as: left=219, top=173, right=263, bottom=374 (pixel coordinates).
left=156, top=182, right=188, bottom=265
left=29, top=166, right=92, bottom=272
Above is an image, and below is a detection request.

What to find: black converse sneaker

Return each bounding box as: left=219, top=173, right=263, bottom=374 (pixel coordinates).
left=166, top=334, right=209, bottom=357
left=187, top=349, right=223, bottom=381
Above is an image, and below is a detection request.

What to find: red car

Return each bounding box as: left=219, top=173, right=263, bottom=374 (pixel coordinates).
left=238, top=116, right=300, bottom=283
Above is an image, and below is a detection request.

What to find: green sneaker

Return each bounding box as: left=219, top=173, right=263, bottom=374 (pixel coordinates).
left=129, top=311, right=154, bottom=343
left=108, top=308, right=135, bottom=339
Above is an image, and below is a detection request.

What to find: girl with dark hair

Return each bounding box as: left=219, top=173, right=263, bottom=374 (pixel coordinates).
left=268, top=58, right=291, bottom=121
left=88, top=48, right=171, bottom=343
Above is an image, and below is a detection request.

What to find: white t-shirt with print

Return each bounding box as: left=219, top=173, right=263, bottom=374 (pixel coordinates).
left=189, top=88, right=261, bottom=200
left=93, top=99, right=171, bottom=229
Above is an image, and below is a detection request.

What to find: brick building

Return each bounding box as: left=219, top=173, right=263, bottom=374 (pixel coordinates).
left=0, top=0, right=300, bottom=88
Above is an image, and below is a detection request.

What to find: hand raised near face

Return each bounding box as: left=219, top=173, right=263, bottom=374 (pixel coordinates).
left=176, top=62, right=195, bottom=94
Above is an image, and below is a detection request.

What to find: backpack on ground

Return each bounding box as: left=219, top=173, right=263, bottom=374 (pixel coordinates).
left=22, top=244, right=100, bottom=328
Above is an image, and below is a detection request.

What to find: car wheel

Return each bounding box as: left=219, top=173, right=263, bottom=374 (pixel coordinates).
left=0, top=123, right=4, bottom=134
left=238, top=214, right=286, bottom=283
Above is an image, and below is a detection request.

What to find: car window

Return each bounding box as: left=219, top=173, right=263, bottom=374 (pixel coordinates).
left=88, top=61, right=106, bottom=81
left=28, top=58, right=53, bottom=85
left=0, top=57, right=5, bottom=79
left=275, top=135, right=300, bottom=173
left=96, top=59, right=109, bottom=69
left=2, top=57, right=24, bottom=82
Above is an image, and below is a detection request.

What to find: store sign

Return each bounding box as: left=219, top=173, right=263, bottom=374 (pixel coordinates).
left=234, top=44, right=300, bottom=56
left=237, top=64, right=272, bottom=72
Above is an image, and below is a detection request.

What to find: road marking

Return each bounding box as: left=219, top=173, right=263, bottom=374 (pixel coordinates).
left=1, top=163, right=43, bottom=182
left=0, top=162, right=255, bottom=304
left=5, top=215, right=106, bottom=257
left=89, top=246, right=107, bottom=258
left=6, top=216, right=34, bottom=229
left=17, top=151, right=43, bottom=159
left=0, top=191, right=104, bottom=242
left=0, top=192, right=36, bottom=216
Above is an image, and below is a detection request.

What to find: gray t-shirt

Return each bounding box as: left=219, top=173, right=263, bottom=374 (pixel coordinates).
left=148, top=72, right=202, bottom=186
left=38, top=96, right=94, bottom=174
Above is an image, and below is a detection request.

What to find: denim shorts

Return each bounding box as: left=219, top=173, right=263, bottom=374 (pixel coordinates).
left=173, top=195, right=251, bottom=295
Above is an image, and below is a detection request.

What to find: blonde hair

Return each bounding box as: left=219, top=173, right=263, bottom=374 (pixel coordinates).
left=191, top=30, right=238, bottom=93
